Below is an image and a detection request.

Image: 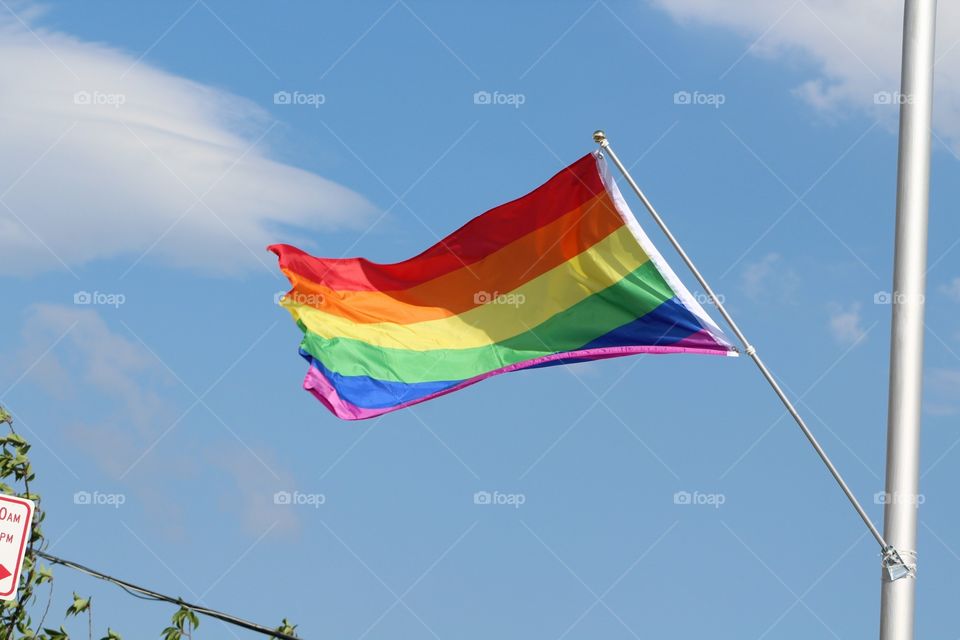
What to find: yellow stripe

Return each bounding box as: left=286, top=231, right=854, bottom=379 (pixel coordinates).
left=285, top=226, right=650, bottom=351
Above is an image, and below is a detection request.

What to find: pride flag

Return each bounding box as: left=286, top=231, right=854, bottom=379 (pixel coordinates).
left=270, top=152, right=736, bottom=420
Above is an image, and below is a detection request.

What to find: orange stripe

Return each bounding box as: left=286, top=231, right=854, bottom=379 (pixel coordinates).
left=282, top=191, right=625, bottom=324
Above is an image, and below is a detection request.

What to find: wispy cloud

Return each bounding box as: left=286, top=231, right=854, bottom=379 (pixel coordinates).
left=740, top=252, right=800, bottom=302
left=939, top=277, right=960, bottom=302
left=3, top=304, right=301, bottom=539
left=925, top=368, right=960, bottom=416
left=828, top=302, right=866, bottom=346
left=212, top=444, right=301, bottom=537
left=0, top=7, right=374, bottom=276
left=651, top=0, right=960, bottom=149
left=9, top=303, right=174, bottom=437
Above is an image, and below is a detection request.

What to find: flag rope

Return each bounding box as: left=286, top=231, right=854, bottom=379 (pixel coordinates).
left=593, top=130, right=908, bottom=569
left=35, top=551, right=302, bottom=640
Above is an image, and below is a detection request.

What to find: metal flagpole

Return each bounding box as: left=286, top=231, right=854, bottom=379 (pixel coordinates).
left=592, top=130, right=904, bottom=559
left=880, top=0, right=936, bottom=638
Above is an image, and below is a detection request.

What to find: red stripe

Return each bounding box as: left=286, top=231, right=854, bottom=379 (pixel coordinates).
left=268, top=153, right=603, bottom=292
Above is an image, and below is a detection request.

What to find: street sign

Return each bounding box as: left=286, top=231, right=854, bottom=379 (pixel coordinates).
left=0, top=495, right=33, bottom=600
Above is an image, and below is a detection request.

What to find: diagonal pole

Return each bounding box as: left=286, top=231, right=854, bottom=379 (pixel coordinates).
left=593, top=129, right=894, bottom=555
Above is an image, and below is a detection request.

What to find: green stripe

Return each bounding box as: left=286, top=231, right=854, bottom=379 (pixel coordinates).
left=300, top=260, right=676, bottom=383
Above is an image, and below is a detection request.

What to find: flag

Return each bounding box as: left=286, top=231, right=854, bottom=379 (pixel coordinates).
left=269, top=151, right=736, bottom=420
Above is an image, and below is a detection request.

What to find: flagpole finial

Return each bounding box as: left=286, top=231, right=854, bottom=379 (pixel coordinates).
left=593, top=130, right=607, bottom=146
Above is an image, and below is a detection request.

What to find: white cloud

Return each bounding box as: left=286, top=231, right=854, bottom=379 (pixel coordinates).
left=0, top=9, right=374, bottom=275
left=828, top=302, right=866, bottom=346
left=925, top=367, right=960, bottom=415
left=213, top=445, right=301, bottom=537
left=5, top=304, right=188, bottom=536
left=939, top=277, right=960, bottom=301
left=741, top=253, right=778, bottom=299
left=10, top=303, right=173, bottom=440
left=4, top=304, right=301, bottom=538
left=651, top=0, right=960, bottom=149
left=740, top=252, right=800, bottom=302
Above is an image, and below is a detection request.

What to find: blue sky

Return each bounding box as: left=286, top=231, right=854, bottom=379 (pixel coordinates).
left=1, top=0, right=960, bottom=637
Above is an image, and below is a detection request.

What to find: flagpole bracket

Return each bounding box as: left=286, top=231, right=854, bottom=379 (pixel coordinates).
left=881, top=546, right=916, bottom=581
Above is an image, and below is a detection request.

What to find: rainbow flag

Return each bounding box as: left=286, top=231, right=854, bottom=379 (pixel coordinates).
left=270, top=152, right=736, bottom=420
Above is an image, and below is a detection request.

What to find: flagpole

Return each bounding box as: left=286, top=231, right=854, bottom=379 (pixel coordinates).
left=593, top=130, right=901, bottom=558
left=880, top=0, right=936, bottom=638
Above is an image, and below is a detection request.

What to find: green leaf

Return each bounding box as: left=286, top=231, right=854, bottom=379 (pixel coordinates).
left=36, top=564, right=53, bottom=584
left=275, top=618, right=298, bottom=636
left=161, top=626, right=182, bottom=640
left=66, top=593, right=90, bottom=617
left=169, top=605, right=198, bottom=633
left=43, top=626, right=70, bottom=640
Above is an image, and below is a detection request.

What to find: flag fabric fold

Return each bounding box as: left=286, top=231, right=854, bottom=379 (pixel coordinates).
left=270, top=151, right=736, bottom=420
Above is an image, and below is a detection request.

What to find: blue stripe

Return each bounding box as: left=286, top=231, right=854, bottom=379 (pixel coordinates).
left=526, top=297, right=704, bottom=369
left=578, top=296, right=704, bottom=349
left=301, top=349, right=461, bottom=409
left=305, top=296, right=707, bottom=409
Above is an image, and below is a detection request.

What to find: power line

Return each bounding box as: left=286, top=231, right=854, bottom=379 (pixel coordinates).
left=35, top=551, right=303, bottom=640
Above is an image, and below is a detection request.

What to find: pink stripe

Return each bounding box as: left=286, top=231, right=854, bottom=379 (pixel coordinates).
left=302, top=330, right=737, bottom=421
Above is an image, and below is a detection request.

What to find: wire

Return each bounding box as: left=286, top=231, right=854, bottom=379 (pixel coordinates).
left=34, top=551, right=303, bottom=640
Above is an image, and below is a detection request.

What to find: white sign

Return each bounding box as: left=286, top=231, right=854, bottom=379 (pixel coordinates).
left=0, top=495, right=33, bottom=600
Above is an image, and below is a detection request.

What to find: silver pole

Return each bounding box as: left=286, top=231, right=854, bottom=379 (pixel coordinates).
left=593, top=130, right=888, bottom=550
left=880, top=0, right=936, bottom=638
